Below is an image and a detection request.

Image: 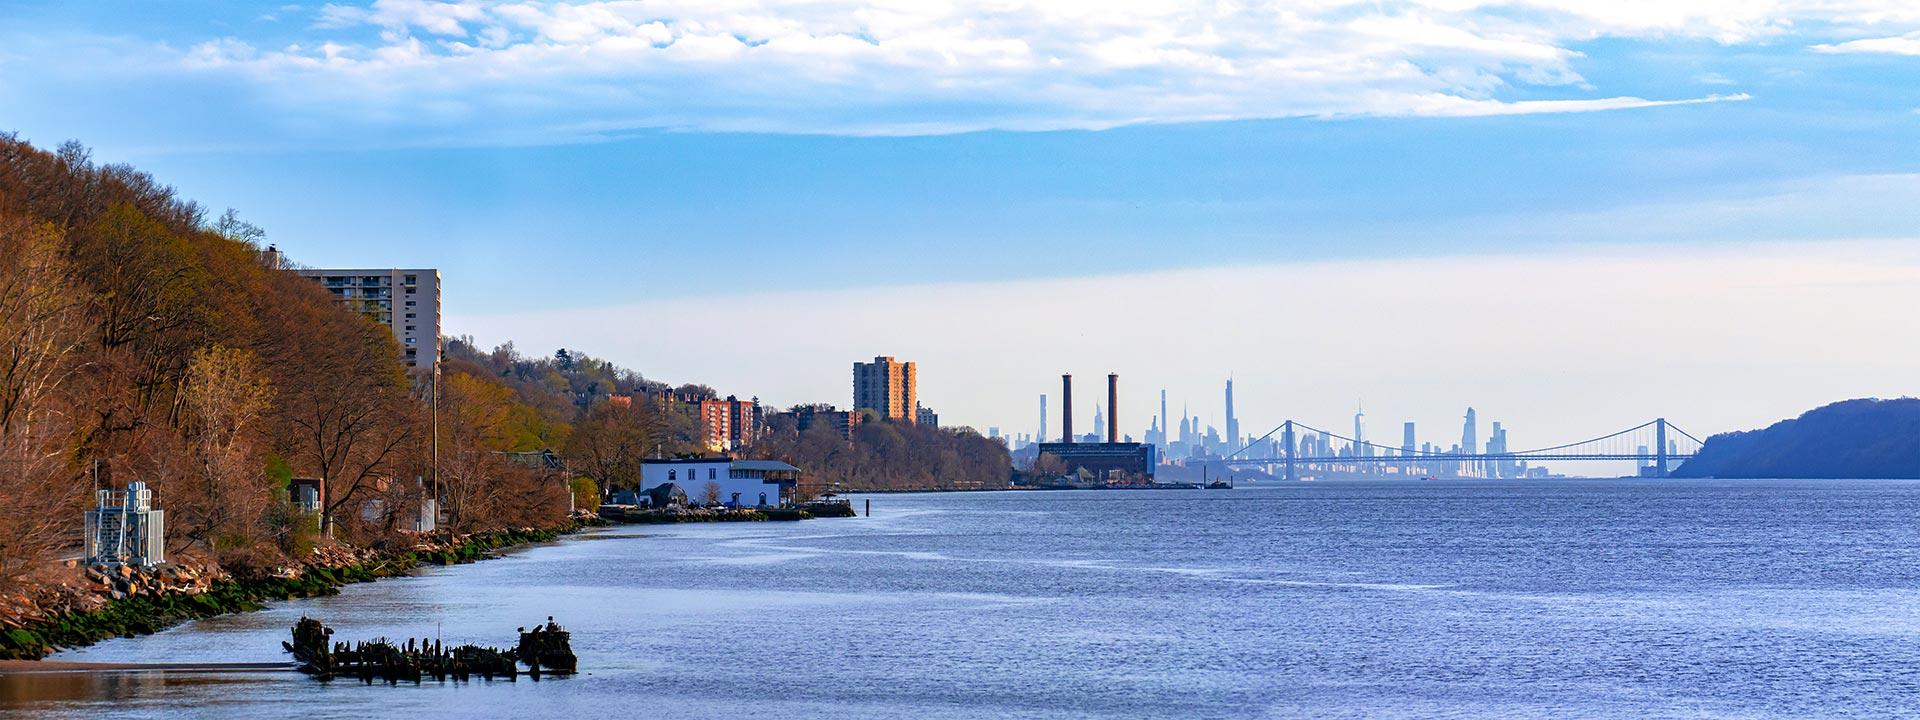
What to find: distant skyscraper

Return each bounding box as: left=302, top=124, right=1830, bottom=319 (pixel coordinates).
left=1039, top=394, right=1047, bottom=444
left=1402, top=422, right=1417, bottom=453
left=1160, top=388, right=1169, bottom=452
left=1224, top=378, right=1239, bottom=454
left=1353, top=402, right=1370, bottom=457
left=1462, top=407, right=1479, bottom=477
left=1093, top=402, right=1106, bottom=440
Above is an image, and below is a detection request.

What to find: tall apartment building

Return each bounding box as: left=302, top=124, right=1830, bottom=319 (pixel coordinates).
left=793, top=403, right=863, bottom=439
left=294, top=267, right=442, bottom=372
left=692, top=395, right=764, bottom=452
left=853, top=356, right=917, bottom=423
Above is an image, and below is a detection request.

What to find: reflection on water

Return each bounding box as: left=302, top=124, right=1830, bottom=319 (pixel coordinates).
left=0, top=671, right=260, bottom=705
left=6, top=480, right=1920, bottom=719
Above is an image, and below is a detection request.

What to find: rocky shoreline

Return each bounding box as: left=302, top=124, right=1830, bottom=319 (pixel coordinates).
left=0, top=521, right=595, bottom=662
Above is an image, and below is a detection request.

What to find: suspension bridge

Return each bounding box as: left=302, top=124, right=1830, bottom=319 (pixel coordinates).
left=1220, top=418, right=1706, bottom=481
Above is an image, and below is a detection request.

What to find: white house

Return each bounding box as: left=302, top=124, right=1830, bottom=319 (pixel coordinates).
left=639, top=458, right=800, bottom=508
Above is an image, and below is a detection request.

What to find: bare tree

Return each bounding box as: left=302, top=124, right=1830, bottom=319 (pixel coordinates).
left=0, top=218, right=88, bottom=590
left=173, top=345, right=272, bottom=561
left=267, top=298, right=417, bottom=537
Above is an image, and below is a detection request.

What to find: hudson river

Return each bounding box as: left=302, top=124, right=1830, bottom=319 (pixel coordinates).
left=8, top=479, right=1920, bottom=718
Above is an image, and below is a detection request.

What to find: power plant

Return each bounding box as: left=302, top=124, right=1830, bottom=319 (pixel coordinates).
left=1037, top=373, right=1156, bottom=483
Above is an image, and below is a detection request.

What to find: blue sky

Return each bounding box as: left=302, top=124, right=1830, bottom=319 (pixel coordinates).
left=3, top=1, right=1919, bottom=446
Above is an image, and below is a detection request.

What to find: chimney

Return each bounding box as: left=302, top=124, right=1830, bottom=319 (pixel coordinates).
left=1107, top=373, right=1119, bottom=444
left=1061, top=374, right=1074, bottom=443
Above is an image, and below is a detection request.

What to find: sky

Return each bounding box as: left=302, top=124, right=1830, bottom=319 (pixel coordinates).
left=2, top=1, right=1919, bottom=449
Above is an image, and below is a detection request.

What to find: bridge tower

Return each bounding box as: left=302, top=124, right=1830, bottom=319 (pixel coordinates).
left=1654, top=418, right=1669, bottom=478
left=1282, top=420, right=1297, bottom=483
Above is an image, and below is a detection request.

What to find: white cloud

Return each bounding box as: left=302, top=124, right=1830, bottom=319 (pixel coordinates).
left=1813, top=31, right=1920, bottom=55
left=160, top=1, right=1920, bottom=138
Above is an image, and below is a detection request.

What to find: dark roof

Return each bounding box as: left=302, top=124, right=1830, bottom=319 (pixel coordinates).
left=729, top=460, right=800, bottom=472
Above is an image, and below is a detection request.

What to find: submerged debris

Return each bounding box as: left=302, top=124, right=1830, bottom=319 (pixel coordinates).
left=282, top=615, right=576, bottom=684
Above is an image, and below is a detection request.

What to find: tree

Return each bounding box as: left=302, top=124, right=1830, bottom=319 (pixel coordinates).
left=0, top=218, right=88, bottom=591
left=172, top=346, right=273, bottom=562
left=701, top=480, right=723, bottom=507
left=563, top=399, right=662, bottom=495
left=267, top=297, right=417, bottom=537
left=438, top=371, right=516, bottom=533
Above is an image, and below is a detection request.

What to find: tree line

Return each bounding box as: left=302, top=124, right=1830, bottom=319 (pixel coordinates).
left=0, top=136, right=569, bottom=594
left=748, top=412, right=1012, bottom=494
left=0, top=134, right=1012, bottom=598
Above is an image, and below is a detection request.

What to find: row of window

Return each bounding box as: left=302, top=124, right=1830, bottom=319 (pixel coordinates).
left=666, top=467, right=722, bottom=481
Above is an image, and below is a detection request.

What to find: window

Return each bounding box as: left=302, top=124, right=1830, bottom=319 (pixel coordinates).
left=406, top=288, right=416, bottom=295
left=668, top=469, right=676, bottom=481
left=405, top=325, right=416, bottom=331
left=405, top=312, right=416, bottom=319
left=708, top=468, right=717, bottom=480
left=405, top=337, right=416, bottom=345
left=406, top=301, right=416, bottom=307
left=404, top=274, right=417, bottom=284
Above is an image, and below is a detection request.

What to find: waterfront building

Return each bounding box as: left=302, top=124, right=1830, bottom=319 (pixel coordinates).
left=84, top=482, right=166, bottom=567
left=639, top=458, right=802, bottom=507
left=853, top=356, right=917, bottom=423
left=294, top=266, right=442, bottom=372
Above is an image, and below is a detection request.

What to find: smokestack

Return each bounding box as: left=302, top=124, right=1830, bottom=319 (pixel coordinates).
left=1061, top=374, right=1074, bottom=443
left=1107, top=373, right=1119, bottom=444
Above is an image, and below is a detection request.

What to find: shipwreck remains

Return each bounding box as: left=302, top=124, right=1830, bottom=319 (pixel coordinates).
left=283, top=615, right=576, bottom=684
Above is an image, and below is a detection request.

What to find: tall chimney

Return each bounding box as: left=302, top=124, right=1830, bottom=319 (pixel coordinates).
left=1107, top=373, right=1119, bottom=444
left=1061, top=374, right=1074, bottom=444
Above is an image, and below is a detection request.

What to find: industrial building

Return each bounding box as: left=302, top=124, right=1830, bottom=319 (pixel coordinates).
left=1035, top=373, right=1156, bottom=482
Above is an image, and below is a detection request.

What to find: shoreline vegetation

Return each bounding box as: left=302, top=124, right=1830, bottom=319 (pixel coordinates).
left=1, top=501, right=865, bottom=663
left=0, top=521, right=590, bottom=662
left=0, top=135, right=999, bottom=670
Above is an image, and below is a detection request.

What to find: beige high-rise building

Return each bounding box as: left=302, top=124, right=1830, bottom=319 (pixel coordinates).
left=294, top=267, right=442, bottom=372
left=853, top=356, right=917, bottom=423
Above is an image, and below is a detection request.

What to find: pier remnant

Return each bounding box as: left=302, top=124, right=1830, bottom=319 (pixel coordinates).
left=283, top=616, right=576, bottom=683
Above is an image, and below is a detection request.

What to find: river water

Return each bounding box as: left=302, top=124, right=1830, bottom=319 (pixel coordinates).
left=6, top=479, right=1920, bottom=718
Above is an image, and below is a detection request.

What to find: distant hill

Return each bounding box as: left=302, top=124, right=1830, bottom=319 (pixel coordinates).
left=1673, top=398, right=1920, bottom=478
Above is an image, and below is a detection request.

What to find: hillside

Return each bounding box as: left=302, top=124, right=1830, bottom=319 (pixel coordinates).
left=1672, top=398, right=1920, bottom=479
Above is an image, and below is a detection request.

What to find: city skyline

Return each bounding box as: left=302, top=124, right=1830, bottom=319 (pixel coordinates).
left=6, top=2, right=1918, bottom=443
left=468, top=239, right=1918, bottom=446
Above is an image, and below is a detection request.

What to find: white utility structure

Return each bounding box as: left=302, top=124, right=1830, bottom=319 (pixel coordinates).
left=84, top=481, right=166, bottom=567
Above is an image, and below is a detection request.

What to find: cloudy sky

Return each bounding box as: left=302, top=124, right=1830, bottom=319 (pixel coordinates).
left=3, top=1, right=1918, bottom=449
